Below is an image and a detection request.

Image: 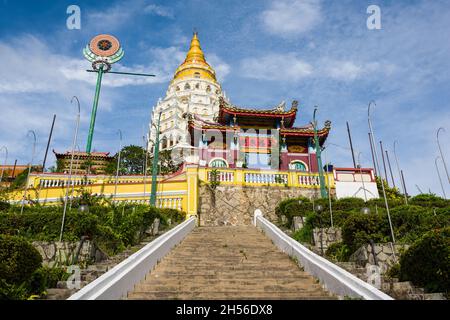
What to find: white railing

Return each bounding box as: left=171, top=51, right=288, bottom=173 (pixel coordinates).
left=156, top=197, right=183, bottom=210
left=39, top=179, right=93, bottom=188
left=298, top=175, right=320, bottom=186
left=245, top=173, right=288, bottom=184
left=68, top=216, right=196, bottom=300
left=207, top=170, right=234, bottom=183
left=253, top=210, right=393, bottom=300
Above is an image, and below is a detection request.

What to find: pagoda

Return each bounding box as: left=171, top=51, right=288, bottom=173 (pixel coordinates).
left=148, top=32, right=331, bottom=173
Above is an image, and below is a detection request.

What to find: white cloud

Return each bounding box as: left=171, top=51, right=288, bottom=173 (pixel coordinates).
left=208, top=54, right=231, bottom=82
left=144, top=4, right=174, bottom=18
left=87, top=1, right=174, bottom=30
left=241, top=53, right=313, bottom=81
left=261, top=0, right=322, bottom=37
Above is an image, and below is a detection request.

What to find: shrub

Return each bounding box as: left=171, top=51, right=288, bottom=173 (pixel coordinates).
left=333, top=197, right=365, bottom=211
left=399, top=227, right=450, bottom=293
left=409, top=194, right=449, bottom=208
left=0, top=211, right=99, bottom=241
left=28, top=266, right=68, bottom=295
left=325, top=242, right=352, bottom=262
left=0, top=201, right=10, bottom=212
left=0, top=279, right=28, bottom=300
left=0, top=235, right=42, bottom=284
left=365, top=198, right=405, bottom=209
left=341, top=213, right=389, bottom=253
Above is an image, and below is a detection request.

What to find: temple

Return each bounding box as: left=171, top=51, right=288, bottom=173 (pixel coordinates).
left=7, top=32, right=380, bottom=221
left=148, top=32, right=331, bottom=175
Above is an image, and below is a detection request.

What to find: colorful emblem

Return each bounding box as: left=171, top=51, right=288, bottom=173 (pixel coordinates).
left=83, top=34, right=124, bottom=72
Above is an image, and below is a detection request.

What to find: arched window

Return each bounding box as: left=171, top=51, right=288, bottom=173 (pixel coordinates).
left=209, top=158, right=228, bottom=168
left=206, top=85, right=211, bottom=93
left=289, top=160, right=307, bottom=171
left=161, top=137, right=168, bottom=149
left=195, top=83, right=200, bottom=89
left=176, top=86, right=180, bottom=91
left=194, top=72, right=200, bottom=78
left=184, top=83, right=191, bottom=90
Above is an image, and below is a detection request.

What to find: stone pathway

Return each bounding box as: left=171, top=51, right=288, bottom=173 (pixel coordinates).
left=127, top=226, right=336, bottom=300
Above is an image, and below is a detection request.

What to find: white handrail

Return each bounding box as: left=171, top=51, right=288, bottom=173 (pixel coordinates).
left=68, top=216, right=196, bottom=300
left=253, top=210, right=393, bottom=300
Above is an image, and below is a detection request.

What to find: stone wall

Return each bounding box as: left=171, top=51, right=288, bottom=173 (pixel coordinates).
left=198, top=184, right=322, bottom=226
left=349, top=243, right=410, bottom=272
left=312, top=227, right=342, bottom=251
left=32, top=240, right=107, bottom=267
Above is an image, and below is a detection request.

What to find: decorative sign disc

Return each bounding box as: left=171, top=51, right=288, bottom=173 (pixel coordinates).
left=83, top=34, right=124, bottom=72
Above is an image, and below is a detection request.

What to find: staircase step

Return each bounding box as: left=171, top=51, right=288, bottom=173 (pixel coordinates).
left=126, top=226, right=334, bottom=300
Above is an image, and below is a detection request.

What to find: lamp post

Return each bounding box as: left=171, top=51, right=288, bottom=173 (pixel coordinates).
left=0, top=146, right=7, bottom=185
left=312, top=107, right=327, bottom=199
left=59, top=97, right=81, bottom=241
left=20, top=130, right=36, bottom=214
left=437, top=127, right=449, bottom=183
left=150, top=112, right=162, bottom=206
left=322, top=145, right=333, bottom=227
left=113, top=129, right=123, bottom=203
left=435, top=156, right=447, bottom=199
left=315, top=204, right=324, bottom=256
left=143, top=135, right=149, bottom=204
left=393, top=140, right=408, bottom=204
left=357, top=152, right=369, bottom=202
left=368, top=101, right=395, bottom=244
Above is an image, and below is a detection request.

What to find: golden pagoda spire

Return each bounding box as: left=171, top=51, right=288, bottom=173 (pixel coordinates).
left=173, top=32, right=217, bottom=83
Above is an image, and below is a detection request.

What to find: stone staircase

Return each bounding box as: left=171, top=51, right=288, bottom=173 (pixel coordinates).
left=45, top=238, right=157, bottom=300
left=335, top=261, right=446, bottom=300
left=127, top=226, right=336, bottom=300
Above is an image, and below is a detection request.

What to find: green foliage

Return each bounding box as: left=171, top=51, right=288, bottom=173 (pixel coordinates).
left=331, top=197, right=365, bottom=211
left=341, top=213, right=389, bottom=253
left=292, top=222, right=313, bottom=244
left=209, top=169, right=220, bottom=190
left=409, top=194, right=449, bottom=208
left=156, top=149, right=179, bottom=175
left=108, top=145, right=148, bottom=175
left=0, top=209, right=99, bottom=241
left=9, top=166, right=40, bottom=190
left=0, top=201, right=10, bottom=211
left=0, top=279, right=29, bottom=300
left=28, top=266, right=68, bottom=295
left=325, top=242, right=352, bottom=262
left=0, top=235, right=42, bottom=284
left=399, top=227, right=450, bottom=293
left=375, top=177, right=404, bottom=201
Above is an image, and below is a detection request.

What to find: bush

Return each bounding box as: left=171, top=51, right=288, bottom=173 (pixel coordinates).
left=0, top=279, right=28, bottom=300
left=0, top=210, right=99, bottom=241
left=333, top=198, right=365, bottom=211
left=399, top=227, right=450, bottom=293
left=325, top=242, right=352, bottom=262
left=0, top=201, right=10, bottom=212
left=409, top=194, right=449, bottom=208
left=28, top=266, right=68, bottom=295
left=0, top=235, right=42, bottom=284
left=341, top=213, right=390, bottom=253
left=275, top=197, right=311, bottom=223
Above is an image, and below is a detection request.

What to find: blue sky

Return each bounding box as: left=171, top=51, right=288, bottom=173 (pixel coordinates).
left=0, top=0, right=449, bottom=196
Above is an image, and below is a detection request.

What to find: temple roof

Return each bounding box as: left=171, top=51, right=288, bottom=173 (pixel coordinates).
left=173, top=32, right=217, bottom=83
left=53, top=150, right=113, bottom=158
left=187, top=113, right=331, bottom=137
left=218, top=97, right=298, bottom=128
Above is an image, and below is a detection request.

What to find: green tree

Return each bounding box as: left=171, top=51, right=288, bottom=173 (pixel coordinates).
left=376, top=177, right=403, bottom=200
left=106, top=145, right=149, bottom=175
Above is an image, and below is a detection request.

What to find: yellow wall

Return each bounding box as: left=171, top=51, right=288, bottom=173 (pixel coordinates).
left=7, top=168, right=334, bottom=217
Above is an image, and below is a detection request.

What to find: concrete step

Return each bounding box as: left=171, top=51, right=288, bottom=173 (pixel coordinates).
left=128, top=290, right=334, bottom=300
left=127, top=226, right=334, bottom=300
